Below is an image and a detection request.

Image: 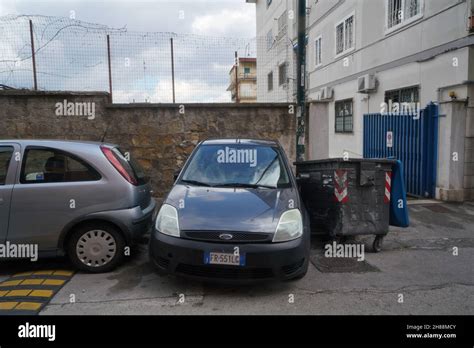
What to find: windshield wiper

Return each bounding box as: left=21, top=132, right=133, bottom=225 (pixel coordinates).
left=215, top=183, right=276, bottom=189
left=180, top=179, right=213, bottom=187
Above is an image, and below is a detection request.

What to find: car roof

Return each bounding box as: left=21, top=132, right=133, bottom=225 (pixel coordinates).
left=201, top=138, right=279, bottom=146
left=0, top=139, right=117, bottom=148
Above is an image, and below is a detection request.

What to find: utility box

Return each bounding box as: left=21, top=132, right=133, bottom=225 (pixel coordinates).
left=295, top=158, right=396, bottom=252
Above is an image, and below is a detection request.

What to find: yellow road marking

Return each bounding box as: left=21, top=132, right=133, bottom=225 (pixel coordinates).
left=0, top=280, right=23, bottom=287
left=7, top=289, right=32, bottom=297
left=0, top=270, right=74, bottom=313
left=12, top=272, right=34, bottom=277
left=15, top=302, right=42, bottom=311
left=33, top=271, right=54, bottom=276
left=0, top=302, right=18, bottom=310
left=29, top=290, right=53, bottom=298
left=53, top=270, right=74, bottom=277
left=43, top=279, right=65, bottom=286
left=21, top=279, right=45, bottom=285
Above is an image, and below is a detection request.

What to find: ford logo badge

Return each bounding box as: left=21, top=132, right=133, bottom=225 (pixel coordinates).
left=219, top=233, right=233, bottom=240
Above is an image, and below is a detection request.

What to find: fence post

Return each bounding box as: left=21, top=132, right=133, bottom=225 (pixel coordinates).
left=106, top=34, right=113, bottom=103
left=234, top=51, right=239, bottom=103
left=170, top=38, right=176, bottom=103
left=29, top=20, right=38, bottom=90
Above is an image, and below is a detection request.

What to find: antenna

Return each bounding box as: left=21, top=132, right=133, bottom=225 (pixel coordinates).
left=100, top=122, right=111, bottom=143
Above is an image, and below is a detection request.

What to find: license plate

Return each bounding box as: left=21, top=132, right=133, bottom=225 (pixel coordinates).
left=204, top=252, right=246, bottom=266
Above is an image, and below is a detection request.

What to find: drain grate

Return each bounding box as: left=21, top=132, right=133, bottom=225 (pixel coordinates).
left=310, top=254, right=379, bottom=273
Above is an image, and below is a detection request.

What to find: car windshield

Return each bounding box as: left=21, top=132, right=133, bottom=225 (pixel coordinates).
left=181, top=144, right=291, bottom=188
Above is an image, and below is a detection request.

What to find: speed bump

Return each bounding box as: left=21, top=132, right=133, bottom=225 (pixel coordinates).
left=0, top=269, right=75, bottom=315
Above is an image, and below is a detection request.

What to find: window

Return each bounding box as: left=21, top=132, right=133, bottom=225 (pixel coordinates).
left=315, top=36, right=322, bottom=66
left=335, top=99, right=353, bottom=133
left=385, top=86, right=419, bottom=104
left=20, top=148, right=101, bottom=184
left=0, top=146, right=13, bottom=185
left=387, top=0, right=422, bottom=30
left=278, top=62, right=287, bottom=86
left=335, top=14, right=354, bottom=56
left=266, top=29, right=273, bottom=50
left=267, top=71, right=273, bottom=91
left=278, top=11, right=287, bottom=34
left=244, top=67, right=251, bottom=75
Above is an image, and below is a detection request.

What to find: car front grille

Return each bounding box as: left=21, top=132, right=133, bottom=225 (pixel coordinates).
left=155, top=256, right=170, bottom=269
left=181, top=230, right=272, bottom=243
left=175, top=263, right=274, bottom=279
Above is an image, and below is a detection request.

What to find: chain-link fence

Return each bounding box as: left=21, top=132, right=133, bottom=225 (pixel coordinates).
left=0, top=15, right=297, bottom=103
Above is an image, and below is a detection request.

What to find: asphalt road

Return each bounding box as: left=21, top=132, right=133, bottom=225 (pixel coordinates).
left=1, top=201, right=473, bottom=315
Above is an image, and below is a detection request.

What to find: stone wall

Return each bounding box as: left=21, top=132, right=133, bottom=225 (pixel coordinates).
left=0, top=90, right=295, bottom=202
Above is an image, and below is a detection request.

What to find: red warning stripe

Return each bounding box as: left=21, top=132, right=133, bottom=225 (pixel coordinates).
left=384, top=171, right=392, bottom=203
left=334, top=170, right=348, bottom=203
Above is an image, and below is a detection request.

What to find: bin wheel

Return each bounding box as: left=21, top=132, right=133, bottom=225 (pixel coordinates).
left=373, top=236, right=384, bottom=253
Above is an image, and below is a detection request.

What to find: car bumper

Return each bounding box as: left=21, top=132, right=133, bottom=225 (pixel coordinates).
left=85, top=199, right=157, bottom=244
left=149, top=231, right=310, bottom=283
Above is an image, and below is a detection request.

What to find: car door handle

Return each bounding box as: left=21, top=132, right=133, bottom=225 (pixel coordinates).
left=0, top=197, right=3, bottom=205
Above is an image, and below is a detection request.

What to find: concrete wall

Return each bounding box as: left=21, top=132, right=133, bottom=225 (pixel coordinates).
left=437, top=100, right=474, bottom=201
left=307, top=101, right=329, bottom=160
left=304, top=0, right=472, bottom=159
left=0, top=90, right=296, bottom=203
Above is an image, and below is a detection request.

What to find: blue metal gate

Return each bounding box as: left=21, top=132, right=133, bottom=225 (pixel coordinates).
left=363, top=103, right=438, bottom=198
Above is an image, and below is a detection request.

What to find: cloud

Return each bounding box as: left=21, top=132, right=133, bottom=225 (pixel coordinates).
left=113, top=78, right=230, bottom=103
left=191, top=7, right=255, bottom=38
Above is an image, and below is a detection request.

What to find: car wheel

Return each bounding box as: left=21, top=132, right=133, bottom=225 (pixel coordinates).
left=372, top=235, right=384, bottom=253
left=67, top=223, right=125, bottom=273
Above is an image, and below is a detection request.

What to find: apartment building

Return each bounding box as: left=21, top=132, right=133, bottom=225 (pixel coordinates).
left=247, top=0, right=298, bottom=102
left=250, top=0, right=474, bottom=201
left=227, top=57, right=258, bottom=103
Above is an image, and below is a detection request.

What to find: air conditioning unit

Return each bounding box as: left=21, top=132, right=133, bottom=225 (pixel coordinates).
left=320, top=86, right=333, bottom=100
left=357, top=74, right=376, bottom=93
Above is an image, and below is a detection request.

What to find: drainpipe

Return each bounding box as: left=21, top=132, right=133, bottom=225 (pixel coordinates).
left=296, top=0, right=307, bottom=161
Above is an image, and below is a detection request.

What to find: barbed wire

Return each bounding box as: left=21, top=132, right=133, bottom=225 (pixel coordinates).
left=0, top=15, right=296, bottom=103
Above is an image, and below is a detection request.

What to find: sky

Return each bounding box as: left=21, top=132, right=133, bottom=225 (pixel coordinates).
left=0, top=0, right=258, bottom=103
left=0, top=0, right=256, bottom=37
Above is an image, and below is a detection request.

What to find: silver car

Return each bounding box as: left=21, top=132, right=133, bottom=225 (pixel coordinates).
left=0, top=140, right=156, bottom=272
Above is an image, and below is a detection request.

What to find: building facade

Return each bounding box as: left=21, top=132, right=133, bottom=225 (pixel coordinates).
left=247, top=0, right=298, bottom=102
left=250, top=0, right=474, bottom=201
left=227, top=57, right=258, bottom=103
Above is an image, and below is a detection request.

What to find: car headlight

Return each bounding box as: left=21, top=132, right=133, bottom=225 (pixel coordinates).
left=273, top=209, right=303, bottom=242
left=155, top=204, right=180, bottom=237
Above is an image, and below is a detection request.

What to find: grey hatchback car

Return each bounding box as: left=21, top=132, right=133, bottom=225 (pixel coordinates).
left=0, top=140, right=156, bottom=272
left=150, top=139, right=310, bottom=282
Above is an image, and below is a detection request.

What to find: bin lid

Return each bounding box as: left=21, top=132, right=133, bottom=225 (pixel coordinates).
left=294, top=157, right=397, bottom=166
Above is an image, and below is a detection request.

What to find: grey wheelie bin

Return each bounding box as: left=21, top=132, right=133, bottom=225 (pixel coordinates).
left=295, top=158, right=396, bottom=252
